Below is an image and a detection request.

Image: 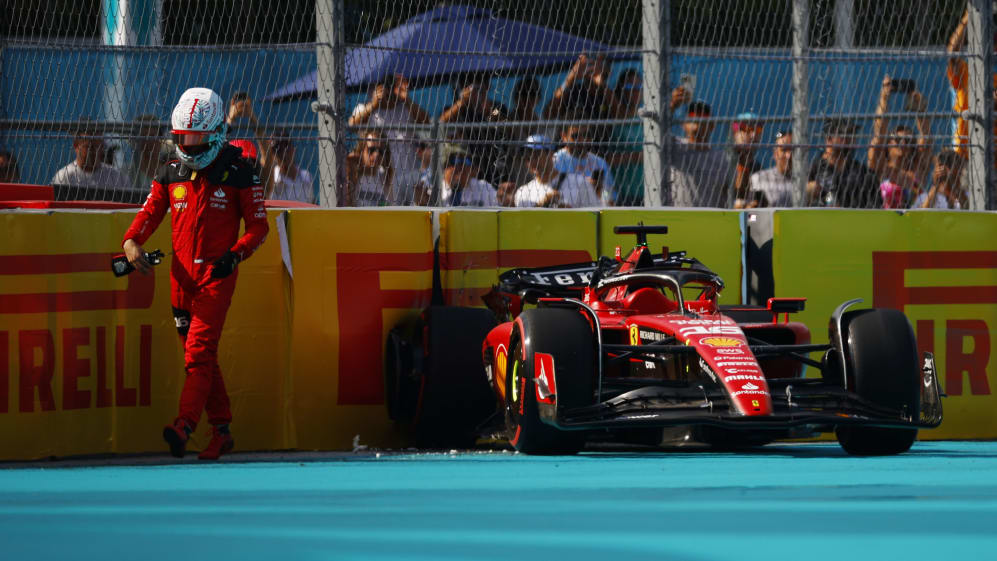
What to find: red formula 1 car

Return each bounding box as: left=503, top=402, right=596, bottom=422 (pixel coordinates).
left=385, top=225, right=942, bottom=455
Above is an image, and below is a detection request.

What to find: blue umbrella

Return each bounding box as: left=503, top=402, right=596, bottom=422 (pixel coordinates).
left=265, top=5, right=626, bottom=102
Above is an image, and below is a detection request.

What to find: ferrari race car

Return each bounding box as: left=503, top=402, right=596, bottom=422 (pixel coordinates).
left=385, top=225, right=942, bottom=455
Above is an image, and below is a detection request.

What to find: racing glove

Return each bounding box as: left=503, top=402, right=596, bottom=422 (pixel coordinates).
left=210, top=250, right=241, bottom=279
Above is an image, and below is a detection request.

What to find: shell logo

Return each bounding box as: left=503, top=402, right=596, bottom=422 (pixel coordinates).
left=172, top=185, right=187, bottom=200
left=701, top=337, right=742, bottom=348
left=495, top=346, right=507, bottom=388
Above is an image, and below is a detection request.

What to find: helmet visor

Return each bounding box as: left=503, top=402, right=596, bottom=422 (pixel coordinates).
left=173, top=131, right=213, bottom=155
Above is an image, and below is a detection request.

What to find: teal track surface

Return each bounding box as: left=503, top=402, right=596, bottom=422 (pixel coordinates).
left=1, top=441, right=995, bottom=560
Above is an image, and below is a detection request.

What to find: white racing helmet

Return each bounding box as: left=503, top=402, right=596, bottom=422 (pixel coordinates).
left=170, top=87, right=227, bottom=170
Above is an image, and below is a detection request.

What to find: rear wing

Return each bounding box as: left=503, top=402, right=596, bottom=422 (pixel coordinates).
left=482, top=261, right=599, bottom=321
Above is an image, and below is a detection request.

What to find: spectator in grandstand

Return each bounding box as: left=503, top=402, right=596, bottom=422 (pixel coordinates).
left=607, top=74, right=695, bottom=206
left=513, top=134, right=600, bottom=208
left=915, top=149, right=969, bottom=209
left=498, top=77, right=547, bottom=199
left=668, top=100, right=733, bottom=208
left=225, top=96, right=315, bottom=204
left=225, top=94, right=270, bottom=185
left=744, top=130, right=795, bottom=208
left=730, top=112, right=764, bottom=209
left=226, top=92, right=259, bottom=155
left=345, top=131, right=393, bottom=207
left=867, top=75, right=932, bottom=209
left=414, top=137, right=434, bottom=189
left=945, top=7, right=997, bottom=158
left=507, top=77, right=545, bottom=143
left=125, top=114, right=174, bottom=191
left=349, top=74, right=429, bottom=204
left=414, top=145, right=497, bottom=207
left=52, top=125, right=132, bottom=197
left=0, top=150, right=20, bottom=183
left=438, top=73, right=509, bottom=185
left=543, top=53, right=627, bottom=144
left=554, top=124, right=615, bottom=206
left=267, top=135, right=315, bottom=203
left=606, top=69, right=644, bottom=206
left=805, top=118, right=881, bottom=208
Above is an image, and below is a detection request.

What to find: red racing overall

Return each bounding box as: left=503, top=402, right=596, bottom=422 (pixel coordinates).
left=123, top=145, right=268, bottom=430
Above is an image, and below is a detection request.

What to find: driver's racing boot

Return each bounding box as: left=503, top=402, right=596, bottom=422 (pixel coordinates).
left=163, top=419, right=192, bottom=458
left=198, top=424, right=234, bottom=461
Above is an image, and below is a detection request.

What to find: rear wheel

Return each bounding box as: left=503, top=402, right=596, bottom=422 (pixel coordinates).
left=835, top=309, right=920, bottom=456
left=385, top=306, right=497, bottom=449
left=505, top=308, right=595, bottom=455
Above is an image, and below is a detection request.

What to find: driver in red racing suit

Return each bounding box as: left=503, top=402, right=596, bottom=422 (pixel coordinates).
left=123, top=87, right=268, bottom=460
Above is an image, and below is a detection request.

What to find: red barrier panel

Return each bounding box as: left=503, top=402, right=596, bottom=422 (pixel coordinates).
left=0, top=183, right=54, bottom=201
left=0, top=200, right=140, bottom=210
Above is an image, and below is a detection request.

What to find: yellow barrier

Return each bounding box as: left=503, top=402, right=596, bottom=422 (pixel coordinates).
left=285, top=209, right=434, bottom=450
left=2, top=208, right=989, bottom=459
left=773, top=210, right=997, bottom=439
left=440, top=210, right=499, bottom=307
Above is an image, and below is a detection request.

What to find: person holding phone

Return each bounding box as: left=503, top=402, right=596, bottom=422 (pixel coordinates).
left=730, top=111, right=764, bottom=208
left=946, top=6, right=997, bottom=161
left=349, top=74, right=429, bottom=205
left=867, top=74, right=931, bottom=209
left=806, top=118, right=881, bottom=208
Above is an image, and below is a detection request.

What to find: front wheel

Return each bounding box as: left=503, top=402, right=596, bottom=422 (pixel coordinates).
left=505, top=309, right=595, bottom=455
left=834, top=308, right=919, bottom=456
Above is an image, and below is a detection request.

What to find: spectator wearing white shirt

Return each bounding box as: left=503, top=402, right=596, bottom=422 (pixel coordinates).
left=345, top=131, right=393, bottom=207
left=51, top=127, right=133, bottom=201
left=915, top=149, right=968, bottom=209
left=554, top=125, right=615, bottom=205
left=349, top=74, right=430, bottom=205
left=513, top=134, right=601, bottom=208
left=414, top=145, right=497, bottom=207
left=745, top=130, right=795, bottom=208
left=267, top=137, right=315, bottom=203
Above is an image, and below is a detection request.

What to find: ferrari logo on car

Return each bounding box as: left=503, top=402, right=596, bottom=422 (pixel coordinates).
left=701, top=337, right=742, bottom=348
left=629, top=324, right=639, bottom=346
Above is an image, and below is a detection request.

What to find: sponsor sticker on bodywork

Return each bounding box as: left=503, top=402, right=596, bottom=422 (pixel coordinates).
left=700, top=337, right=743, bottom=348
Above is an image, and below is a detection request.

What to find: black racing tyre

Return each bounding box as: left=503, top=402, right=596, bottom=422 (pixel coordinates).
left=505, top=308, right=595, bottom=455
left=414, top=306, right=498, bottom=449
left=835, top=308, right=920, bottom=456
left=384, top=328, right=419, bottom=423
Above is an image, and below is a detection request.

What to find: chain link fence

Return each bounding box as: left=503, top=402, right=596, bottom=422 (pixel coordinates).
left=2, top=0, right=994, bottom=209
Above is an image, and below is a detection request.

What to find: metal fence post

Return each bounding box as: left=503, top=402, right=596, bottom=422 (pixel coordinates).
left=791, top=0, right=810, bottom=206
left=314, top=0, right=344, bottom=207
left=833, top=0, right=854, bottom=125
left=430, top=118, right=442, bottom=207
left=967, top=0, right=994, bottom=210
left=641, top=0, right=669, bottom=207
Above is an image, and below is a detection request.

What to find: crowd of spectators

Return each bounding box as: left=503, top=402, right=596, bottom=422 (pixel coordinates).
left=1, top=7, right=988, bottom=211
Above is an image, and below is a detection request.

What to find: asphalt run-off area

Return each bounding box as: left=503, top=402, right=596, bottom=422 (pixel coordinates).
left=1, top=441, right=994, bottom=560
